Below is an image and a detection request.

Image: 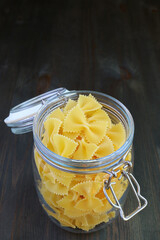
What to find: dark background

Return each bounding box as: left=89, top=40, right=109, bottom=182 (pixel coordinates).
left=0, top=0, right=160, bottom=239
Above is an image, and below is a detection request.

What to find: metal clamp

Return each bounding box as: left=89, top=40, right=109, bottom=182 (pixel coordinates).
left=103, top=162, right=148, bottom=221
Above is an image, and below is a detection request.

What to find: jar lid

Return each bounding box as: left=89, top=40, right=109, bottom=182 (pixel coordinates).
left=4, top=88, right=68, bottom=134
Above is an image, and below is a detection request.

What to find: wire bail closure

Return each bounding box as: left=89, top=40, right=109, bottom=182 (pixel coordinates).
left=103, top=161, right=148, bottom=221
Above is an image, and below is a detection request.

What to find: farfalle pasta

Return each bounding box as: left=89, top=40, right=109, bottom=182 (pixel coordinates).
left=34, top=94, right=131, bottom=231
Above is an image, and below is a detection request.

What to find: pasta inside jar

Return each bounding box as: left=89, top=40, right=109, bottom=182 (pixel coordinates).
left=33, top=93, right=132, bottom=232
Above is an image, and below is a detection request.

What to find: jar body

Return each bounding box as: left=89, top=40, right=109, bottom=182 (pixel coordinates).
left=32, top=90, right=135, bottom=233
left=33, top=147, right=133, bottom=233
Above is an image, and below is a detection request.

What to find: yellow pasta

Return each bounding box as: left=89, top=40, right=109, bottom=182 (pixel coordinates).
left=106, top=122, right=125, bottom=149
left=43, top=179, right=68, bottom=195
left=87, top=109, right=112, bottom=128
left=62, top=131, right=79, bottom=140
left=34, top=94, right=129, bottom=231
left=41, top=188, right=63, bottom=208
left=44, top=118, right=62, bottom=136
left=63, top=99, right=77, bottom=114
left=75, top=213, right=109, bottom=231
left=49, top=167, right=74, bottom=188
left=75, top=196, right=104, bottom=212
left=63, top=105, right=86, bottom=132
left=71, top=180, right=102, bottom=198
left=78, top=94, right=101, bottom=113
left=72, top=138, right=98, bottom=160
left=47, top=108, right=65, bottom=122
left=50, top=134, right=78, bottom=158
left=84, top=120, right=108, bottom=144
left=34, top=149, right=45, bottom=178
left=48, top=165, right=72, bottom=178
left=95, top=136, right=114, bottom=158
left=57, top=195, right=87, bottom=218
left=43, top=118, right=62, bottom=145
left=45, top=207, right=76, bottom=228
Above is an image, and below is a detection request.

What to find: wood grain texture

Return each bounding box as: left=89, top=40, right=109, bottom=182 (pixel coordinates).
left=0, top=0, right=160, bottom=239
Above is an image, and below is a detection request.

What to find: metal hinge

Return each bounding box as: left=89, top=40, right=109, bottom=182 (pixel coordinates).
left=103, top=161, right=148, bottom=221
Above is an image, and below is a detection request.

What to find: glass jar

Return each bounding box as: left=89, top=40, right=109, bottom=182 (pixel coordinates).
left=4, top=89, right=147, bottom=233
left=32, top=90, right=147, bottom=233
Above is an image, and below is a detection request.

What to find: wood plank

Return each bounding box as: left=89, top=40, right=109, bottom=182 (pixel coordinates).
left=0, top=0, right=160, bottom=239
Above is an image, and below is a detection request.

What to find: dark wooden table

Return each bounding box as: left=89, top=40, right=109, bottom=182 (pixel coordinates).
left=0, top=0, right=160, bottom=239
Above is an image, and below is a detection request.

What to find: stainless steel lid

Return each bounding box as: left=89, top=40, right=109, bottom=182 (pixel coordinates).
left=4, top=88, right=68, bottom=134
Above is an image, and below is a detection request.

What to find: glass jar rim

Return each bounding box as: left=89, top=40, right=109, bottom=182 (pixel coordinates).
left=33, top=90, right=134, bottom=173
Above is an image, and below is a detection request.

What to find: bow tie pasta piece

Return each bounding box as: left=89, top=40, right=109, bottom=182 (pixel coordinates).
left=71, top=181, right=103, bottom=212
left=95, top=136, right=114, bottom=158
left=84, top=120, right=108, bottom=144
left=41, top=167, right=56, bottom=184
left=61, top=189, right=79, bottom=202
left=106, top=122, right=126, bottom=149
left=62, top=131, right=79, bottom=140
left=71, top=181, right=102, bottom=197
left=57, top=195, right=88, bottom=218
left=43, top=118, right=62, bottom=144
left=46, top=169, right=73, bottom=188
left=75, top=215, right=89, bottom=229
left=72, top=138, right=98, bottom=160
left=63, top=99, right=77, bottom=115
left=63, top=105, right=87, bottom=132
left=75, top=196, right=104, bottom=212
left=50, top=134, right=78, bottom=158
left=44, top=164, right=75, bottom=188
left=43, top=179, right=69, bottom=195
left=41, top=187, right=63, bottom=209
left=87, top=109, right=112, bottom=128
left=78, top=94, right=102, bottom=113
left=47, top=108, right=65, bottom=122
